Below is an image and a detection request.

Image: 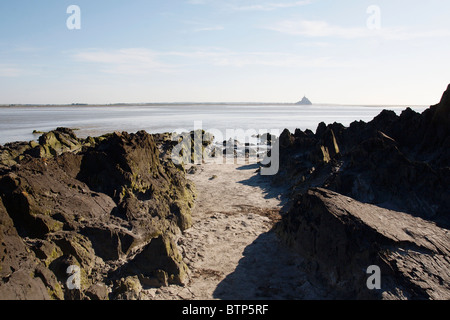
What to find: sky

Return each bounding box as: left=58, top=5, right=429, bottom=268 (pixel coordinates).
left=0, top=0, right=449, bottom=105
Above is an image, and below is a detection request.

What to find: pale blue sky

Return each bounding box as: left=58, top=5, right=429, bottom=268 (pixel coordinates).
left=0, top=0, right=449, bottom=105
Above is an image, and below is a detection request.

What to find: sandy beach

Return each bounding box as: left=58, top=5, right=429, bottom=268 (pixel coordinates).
left=143, top=161, right=334, bottom=300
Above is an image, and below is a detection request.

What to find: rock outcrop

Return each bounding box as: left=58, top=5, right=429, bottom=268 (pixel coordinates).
left=277, top=188, right=450, bottom=300
left=274, top=84, right=450, bottom=299
left=0, top=197, right=62, bottom=300
left=0, top=128, right=88, bottom=172
left=274, top=85, right=450, bottom=228
left=0, top=128, right=204, bottom=300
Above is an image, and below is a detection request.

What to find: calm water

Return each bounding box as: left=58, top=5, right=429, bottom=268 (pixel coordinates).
left=0, top=104, right=428, bottom=145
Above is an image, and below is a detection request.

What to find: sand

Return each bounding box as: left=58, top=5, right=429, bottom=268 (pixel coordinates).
left=143, top=160, right=334, bottom=300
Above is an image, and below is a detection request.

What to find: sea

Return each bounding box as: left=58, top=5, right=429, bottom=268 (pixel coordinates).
left=0, top=104, right=428, bottom=145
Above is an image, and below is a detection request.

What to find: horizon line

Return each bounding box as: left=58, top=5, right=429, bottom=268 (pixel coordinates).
left=0, top=102, right=430, bottom=108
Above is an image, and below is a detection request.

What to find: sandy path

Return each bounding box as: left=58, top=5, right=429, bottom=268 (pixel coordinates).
left=144, top=161, right=333, bottom=300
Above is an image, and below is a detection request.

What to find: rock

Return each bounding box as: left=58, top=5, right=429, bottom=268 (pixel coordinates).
left=170, top=130, right=214, bottom=165
left=33, top=264, right=64, bottom=300
left=279, top=129, right=294, bottom=149
left=170, top=200, right=193, bottom=231
left=27, top=239, right=63, bottom=267
left=122, top=235, right=189, bottom=286
left=0, top=156, right=118, bottom=239
left=315, top=122, right=327, bottom=137
left=80, top=226, right=137, bottom=262
left=271, top=85, right=450, bottom=299
left=138, top=271, right=168, bottom=288
left=85, top=283, right=109, bottom=300
left=113, top=276, right=143, bottom=300
left=187, top=166, right=198, bottom=174
left=47, top=232, right=100, bottom=277
left=0, top=198, right=53, bottom=300
left=38, top=128, right=83, bottom=158
left=273, top=85, right=450, bottom=228
left=0, top=270, right=50, bottom=300
left=76, top=131, right=160, bottom=199
left=77, top=130, right=195, bottom=232
left=308, top=128, right=340, bottom=164
left=277, top=188, right=450, bottom=300
left=433, top=83, right=450, bottom=124
left=321, top=128, right=340, bottom=157
left=0, top=129, right=200, bottom=299
left=0, top=127, right=96, bottom=169
left=419, top=84, right=450, bottom=167
left=0, top=141, right=37, bottom=168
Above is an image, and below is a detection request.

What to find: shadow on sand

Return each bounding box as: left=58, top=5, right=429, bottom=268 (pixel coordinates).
left=212, top=229, right=334, bottom=300
left=212, top=164, right=335, bottom=300
left=236, top=163, right=290, bottom=208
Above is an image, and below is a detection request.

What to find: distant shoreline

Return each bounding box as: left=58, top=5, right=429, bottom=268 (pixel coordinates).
left=0, top=102, right=429, bottom=108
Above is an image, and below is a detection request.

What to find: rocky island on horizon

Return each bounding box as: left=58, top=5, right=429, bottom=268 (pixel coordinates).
left=0, top=84, right=449, bottom=300
left=296, top=96, right=313, bottom=105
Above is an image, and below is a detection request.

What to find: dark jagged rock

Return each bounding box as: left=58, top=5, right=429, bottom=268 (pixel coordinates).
left=273, top=84, right=450, bottom=228
left=118, top=234, right=189, bottom=287
left=0, top=129, right=200, bottom=299
left=0, top=197, right=62, bottom=300
left=277, top=188, right=450, bottom=300
left=274, top=85, right=450, bottom=300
